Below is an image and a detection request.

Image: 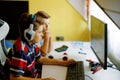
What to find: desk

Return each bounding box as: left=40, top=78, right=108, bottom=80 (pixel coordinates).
left=41, top=42, right=120, bottom=80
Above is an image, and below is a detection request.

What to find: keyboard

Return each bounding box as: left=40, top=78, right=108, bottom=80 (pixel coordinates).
left=66, top=61, right=85, bottom=80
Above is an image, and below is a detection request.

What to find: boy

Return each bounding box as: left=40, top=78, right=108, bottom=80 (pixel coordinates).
left=35, top=11, right=52, bottom=56
left=3, top=12, right=76, bottom=80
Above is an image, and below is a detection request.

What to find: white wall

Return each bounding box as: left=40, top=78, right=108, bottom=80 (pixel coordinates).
left=90, top=0, right=120, bottom=70
left=67, top=0, right=87, bottom=20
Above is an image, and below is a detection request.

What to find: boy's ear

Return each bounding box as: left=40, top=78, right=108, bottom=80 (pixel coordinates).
left=24, top=24, right=35, bottom=41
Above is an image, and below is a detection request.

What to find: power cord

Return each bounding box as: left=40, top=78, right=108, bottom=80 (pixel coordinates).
left=85, top=74, right=93, bottom=80
left=109, top=66, right=120, bottom=71
left=107, top=62, right=120, bottom=71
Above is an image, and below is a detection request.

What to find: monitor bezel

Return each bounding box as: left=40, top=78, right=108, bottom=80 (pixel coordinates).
left=90, top=16, right=108, bottom=70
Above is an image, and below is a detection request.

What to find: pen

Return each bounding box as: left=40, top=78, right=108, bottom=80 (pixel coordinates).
left=78, top=52, right=86, bottom=55
left=92, top=66, right=102, bottom=74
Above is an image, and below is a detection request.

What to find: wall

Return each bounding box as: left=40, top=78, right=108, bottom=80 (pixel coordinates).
left=29, top=0, right=90, bottom=41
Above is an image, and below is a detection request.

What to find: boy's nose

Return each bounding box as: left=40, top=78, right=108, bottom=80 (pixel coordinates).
left=41, top=32, right=44, bottom=37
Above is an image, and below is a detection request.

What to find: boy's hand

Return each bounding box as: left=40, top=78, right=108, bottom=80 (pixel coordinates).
left=43, top=31, right=52, bottom=39
left=63, top=59, right=77, bottom=66
left=42, top=77, right=56, bottom=80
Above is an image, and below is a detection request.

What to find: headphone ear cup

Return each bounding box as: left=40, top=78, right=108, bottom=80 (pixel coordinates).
left=24, top=24, right=35, bottom=41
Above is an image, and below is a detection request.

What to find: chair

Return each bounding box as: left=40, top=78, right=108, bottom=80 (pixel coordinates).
left=0, top=39, right=8, bottom=66
left=0, top=19, right=9, bottom=66
left=0, top=19, right=9, bottom=80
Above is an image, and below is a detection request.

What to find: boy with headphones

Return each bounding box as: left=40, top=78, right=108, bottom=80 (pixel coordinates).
left=3, top=12, right=76, bottom=80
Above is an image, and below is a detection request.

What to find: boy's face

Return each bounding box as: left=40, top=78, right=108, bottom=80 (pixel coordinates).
left=42, top=18, right=50, bottom=32
left=32, top=25, right=44, bottom=43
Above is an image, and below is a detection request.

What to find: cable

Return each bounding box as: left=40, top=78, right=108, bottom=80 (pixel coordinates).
left=106, top=62, right=120, bottom=71
left=109, top=66, right=120, bottom=71
left=85, top=74, right=93, bottom=80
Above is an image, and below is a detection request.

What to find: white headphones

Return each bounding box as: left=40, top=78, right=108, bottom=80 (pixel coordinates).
left=24, top=14, right=35, bottom=41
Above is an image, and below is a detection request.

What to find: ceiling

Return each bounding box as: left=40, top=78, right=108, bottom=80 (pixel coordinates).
left=95, top=0, right=120, bottom=28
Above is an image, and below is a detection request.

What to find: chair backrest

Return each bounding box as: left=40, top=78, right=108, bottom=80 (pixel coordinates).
left=0, top=19, right=10, bottom=80
left=0, top=39, right=8, bottom=66
left=0, top=19, right=9, bottom=66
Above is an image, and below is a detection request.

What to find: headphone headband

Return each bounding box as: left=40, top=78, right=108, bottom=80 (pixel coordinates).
left=30, top=14, right=36, bottom=23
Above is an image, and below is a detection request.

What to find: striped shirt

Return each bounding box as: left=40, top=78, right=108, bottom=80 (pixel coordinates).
left=5, top=38, right=41, bottom=78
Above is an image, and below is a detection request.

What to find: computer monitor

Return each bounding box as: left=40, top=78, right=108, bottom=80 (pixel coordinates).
left=90, top=15, right=108, bottom=69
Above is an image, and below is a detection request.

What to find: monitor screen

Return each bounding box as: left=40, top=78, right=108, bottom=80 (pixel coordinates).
left=91, top=15, right=108, bottom=69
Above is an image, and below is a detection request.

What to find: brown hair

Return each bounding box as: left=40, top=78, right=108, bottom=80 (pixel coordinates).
left=35, top=11, right=50, bottom=19
left=18, top=12, right=44, bottom=40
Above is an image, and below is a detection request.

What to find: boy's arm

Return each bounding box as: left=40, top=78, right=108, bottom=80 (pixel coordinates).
left=48, top=35, right=53, bottom=53
left=40, top=32, right=52, bottom=56
left=10, top=75, right=55, bottom=80
left=37, top=57, right=76, bottom=66
left=10, top=75, right=41, bottom=80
